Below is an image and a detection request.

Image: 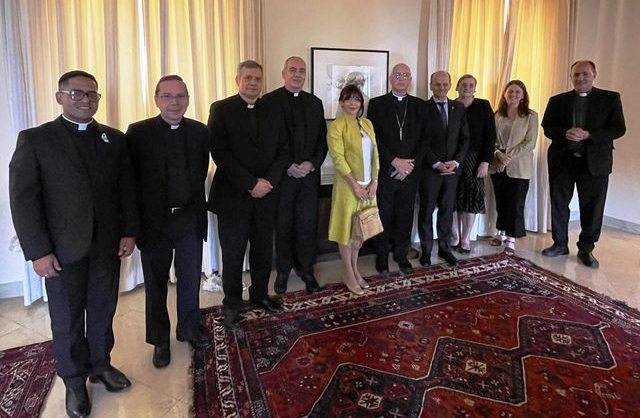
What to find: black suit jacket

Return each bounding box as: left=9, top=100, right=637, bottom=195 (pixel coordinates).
left=9, top=116, right=139, bottom=264
left=207, top=95, right=289, bottom=213
left=368, top=93, right=429, bottom=179
left=261, top=87, right=327, bottom=171
left=126, top=116, right=210, bottom=251
left=424, top=98, right=470, bottom=170
left=541, top=87, right=626, bottom=176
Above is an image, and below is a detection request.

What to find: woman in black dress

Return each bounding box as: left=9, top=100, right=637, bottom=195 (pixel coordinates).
left=451, top=74, right=496, bottom=253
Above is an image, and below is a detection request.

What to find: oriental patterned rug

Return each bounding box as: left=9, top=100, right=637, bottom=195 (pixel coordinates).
left=192, top=253, right=640, bottom=417
left=0, top=341, right=55, bottom=418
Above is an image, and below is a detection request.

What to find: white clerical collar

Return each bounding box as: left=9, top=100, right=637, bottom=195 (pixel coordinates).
left=247, top=103, right=255, bottom=109
left=170, top=124, right=180, bottom=130
left=62, top=114, right=92, bottom=131
left=392, top=92, right=407, bottom=101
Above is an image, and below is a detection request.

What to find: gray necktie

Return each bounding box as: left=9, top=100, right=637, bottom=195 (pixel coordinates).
left=437, top=102, right=448, bottom=128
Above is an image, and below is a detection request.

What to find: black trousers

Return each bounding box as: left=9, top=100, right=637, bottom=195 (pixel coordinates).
left=217, top=192, right=277, bottom=311
left=417, top=170, right=458, bottom=253
left=491, top=172, right=530, bottom=238
left=374, top=174, right=419, bottom=261
left=549, top=154, right=609, bottom=251
left=44, top=248, right=120, bottom=389
left=141, top=208, right=203, bottom=346
left=275, top=174, right=319, bottom=275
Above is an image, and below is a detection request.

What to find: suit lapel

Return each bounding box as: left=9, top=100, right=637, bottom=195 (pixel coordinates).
left=51, top=117, right=85, bottom=174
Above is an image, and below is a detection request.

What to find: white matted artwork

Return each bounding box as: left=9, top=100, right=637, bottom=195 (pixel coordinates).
left=311, top=47, right=389, bottom=120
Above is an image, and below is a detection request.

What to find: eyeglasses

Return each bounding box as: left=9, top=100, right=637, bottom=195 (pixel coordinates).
left=59, top=89, right=101, bottom=102
left=392, top=72, right=411, bottom=80
left=157, top=94, right=189, bottom=101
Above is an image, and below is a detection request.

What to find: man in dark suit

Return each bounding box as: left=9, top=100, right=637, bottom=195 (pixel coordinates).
left=126, top=75, right=212, bottom=369
left=9, top=70, right=139, bottom=418
left=208, top=60, right=289, bottom=330
left=262, top=56, right=327, bottom=294
left=418, top=70, right=469, bottom=267
left=541, top=60, right=626, bottom=268
left=368, top=63, right=429, bottom=275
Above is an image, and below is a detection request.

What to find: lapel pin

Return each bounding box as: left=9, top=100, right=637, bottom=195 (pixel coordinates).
left=101, top=132, right=109, bottom=143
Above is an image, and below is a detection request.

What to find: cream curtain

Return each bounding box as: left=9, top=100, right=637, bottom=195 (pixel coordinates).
left=4, top=0, right=262, bottom=304
left=448, top=0, right=572, bottom=238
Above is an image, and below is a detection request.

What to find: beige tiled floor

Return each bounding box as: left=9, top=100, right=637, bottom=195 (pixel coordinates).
left=1, top=224, right=638, bottom=417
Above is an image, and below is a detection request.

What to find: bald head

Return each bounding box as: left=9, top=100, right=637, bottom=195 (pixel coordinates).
left=390, top=63, right=412, bottom=96
left=282, top=56, right=307, bottom=93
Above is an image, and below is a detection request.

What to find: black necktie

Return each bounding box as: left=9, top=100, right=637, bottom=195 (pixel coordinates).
left=437, top=102, right=447, bottom=128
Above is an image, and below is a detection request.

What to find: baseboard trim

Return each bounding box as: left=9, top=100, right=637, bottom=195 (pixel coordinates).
left=603, top=216, right=640, bottom=235
left=0, top=281, right=23, bottom=299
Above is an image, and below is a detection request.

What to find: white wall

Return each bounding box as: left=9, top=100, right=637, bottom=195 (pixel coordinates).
left=574, top=0, right=640, bottom=228
left=262, top=0, right=428, bottom=96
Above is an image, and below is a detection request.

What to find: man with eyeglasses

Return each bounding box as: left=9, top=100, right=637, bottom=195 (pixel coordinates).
left=208, top=60, right=289, bottom=330
left=262, top=56, right=327, bottom=294
left=126, top=75, right=212, bottom=369
left=367, top=63, right=429, bottom=275
left=9, top=70, right=139, bottom=418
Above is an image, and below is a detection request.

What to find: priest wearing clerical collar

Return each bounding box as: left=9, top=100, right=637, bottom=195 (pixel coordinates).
left=126, top=75, right=212, bottom=370
left=9, top=70, right=139, bottom=418
left=541, top=60, right=626, bottom=268
left=207, top=60, right=289, bottom=330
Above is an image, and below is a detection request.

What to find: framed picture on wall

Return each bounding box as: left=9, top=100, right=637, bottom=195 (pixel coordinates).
left=311, top=47, right=389, bottom=120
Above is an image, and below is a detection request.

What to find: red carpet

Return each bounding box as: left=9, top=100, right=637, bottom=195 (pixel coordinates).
left=192, top=253, right=640, bottom=417
left=0, top=341, right=55, bottom=418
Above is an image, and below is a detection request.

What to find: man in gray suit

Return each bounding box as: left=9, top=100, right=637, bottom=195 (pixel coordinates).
left=9, top=70, right=139, bottom=418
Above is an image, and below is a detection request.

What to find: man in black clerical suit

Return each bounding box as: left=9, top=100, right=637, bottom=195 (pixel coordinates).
left=9, top=70, right=138, bottom=418
left=368, top=63, right=429, bottom=275
left=541, top=60, right=626, bottom=268
left=262, top=56, right=327, bottom=294
left=126, top=75, right=212, bottom=369
left=418, top=70, right=469, bottom=267
left=208, top=60, right=289, bottom=330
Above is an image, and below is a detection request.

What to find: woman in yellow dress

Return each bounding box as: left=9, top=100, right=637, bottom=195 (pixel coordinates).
left=327, top=84, right=379, bottom=295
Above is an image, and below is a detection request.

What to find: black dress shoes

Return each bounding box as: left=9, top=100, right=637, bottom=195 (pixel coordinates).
left=300, top=273, right=324, bottom=293
left=397, top=259, right=414, bottom=275
left=251, top=296, right=284, bottom=314
left=274, top=272, right=289, bottom=294
left=152, top=344, right=171, bottom=368
left=577, top=250, right=600, bottom=268
left=438, top=250, right=458, bottom=267
left=65, top=385, right=91, bottom=418
left=375, top=254, right=389, bottom=274
left=177, top=332, right=213, bottom=349
left=89, top=366, right=131, bottom=392
left=419, top=251, right=431, bottom=266
left=223, top=310, right=244, bottom=330
left=542, top=244, right=570, bottom=257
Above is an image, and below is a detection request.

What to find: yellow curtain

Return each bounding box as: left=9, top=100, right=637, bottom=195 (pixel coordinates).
left=448, top=0, right=505, bottom=103
left=22, top=0, right=262, bottom=130
left=448, top=0, right=571, bottom=234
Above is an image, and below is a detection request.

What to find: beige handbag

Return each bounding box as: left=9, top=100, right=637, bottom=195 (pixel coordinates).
left=352, top=199, right=383, bottom=242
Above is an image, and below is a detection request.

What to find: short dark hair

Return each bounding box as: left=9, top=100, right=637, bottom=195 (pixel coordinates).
left=338, top=84, right=365, bottom=118
left=237, top=60, right=263, bottom=75
left=58, top=70, right=98, bottom=89
left=154, top=75, right=188, bottom=96
left=570, top=60, right=597, bottom=73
